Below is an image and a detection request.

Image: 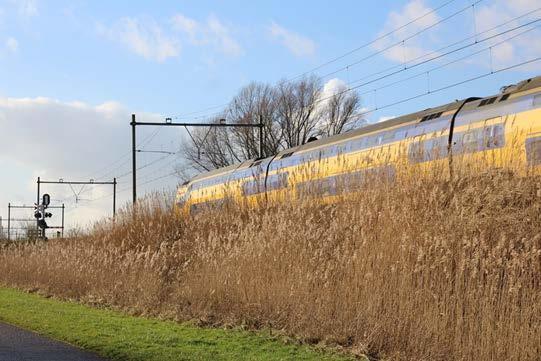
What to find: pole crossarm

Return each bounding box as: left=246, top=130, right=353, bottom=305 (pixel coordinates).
left=38, top=180, right=116, bottom=185
left=134, top=121, right=264, bottom=128
left=37, top=177, right=117, bottom=223
left=8, top=205, right=65, bottom=209
left=136, top=150, right=177, bottom=155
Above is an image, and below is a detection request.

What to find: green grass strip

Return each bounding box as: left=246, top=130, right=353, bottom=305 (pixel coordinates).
left=0, top=288, right=356, bottom=361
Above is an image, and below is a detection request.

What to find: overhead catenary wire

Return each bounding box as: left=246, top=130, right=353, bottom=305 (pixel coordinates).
left=165, top=0, right=468, bottom=121
left=341, top=5, right=541, bottom=89
left=281, top=16, right=541, bottom=120
left=80, top=122, right=164, bottom=183
left=346, top=14, right=541, bottom=90
left=287, top=0, right=463, bottom=81
left=166, top=6, right=540, bottom=124
left=88, top=170, right=179, bottom=202
left=345, top=56, right=541, bottom=122
left=71, top=151, right=179, bottom=202
left=355, top=22, right=541, bottom=98
left=316, top=0, right=485, bottom=81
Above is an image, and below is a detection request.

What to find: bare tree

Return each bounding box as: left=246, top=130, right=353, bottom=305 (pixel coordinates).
left=227, top=82, right=281, bottom=159
left=183, top=76, right=363, bottom=171
left=318, top=88, right=362, bottom=137
left=183, top=115, right=241, bottom=171
left=275, top=75, right=323, bottom=148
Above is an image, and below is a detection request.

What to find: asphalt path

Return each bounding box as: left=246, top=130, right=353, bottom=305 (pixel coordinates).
left=0, top=322, right=107, bottom=361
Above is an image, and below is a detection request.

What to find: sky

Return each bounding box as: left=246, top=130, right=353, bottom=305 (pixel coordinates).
left=0, top=0, right=540, bottom=234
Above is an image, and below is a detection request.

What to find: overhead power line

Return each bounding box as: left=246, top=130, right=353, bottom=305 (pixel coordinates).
left=343, top=5, right=541, bottom=88
left=347, top=56, right=541, bottom=122
left=166, top=0, right=469, bottom=121
left=313, top=0, right=484, bottom=81
left=288, top=16, right=541, bottom=118
left=288, top=0, right=462, bottom=81
left=88, top=170, right=179, bottom=203
left=82, top=122, right=163, bottom=182
left=356, top=23, right=541, bottom=98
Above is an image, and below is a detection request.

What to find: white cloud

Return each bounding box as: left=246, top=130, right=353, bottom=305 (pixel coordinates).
left=320, top=78, right=348, bottom=100
left=373, top=0, right=440, bottom=63
left=171, top=13, right=199, bottom=42
left=378, top=115, right=396, bottom=123
left=268, top=22, right=316, bottom=58
left=374, top=0, right=541, bottom=71
left=313, top=78, right=368, bottom=131
left=99, top=13, right=243, bottom=61
left=16, top=0, right=38, bottom=18
left=5, top=37, right=18, bottom=53
left=207, top=15, right=243, bottom=57
left=98, top=17, right=181, bottom=62
left=0, top=97, right=180, bottom=229
left=171, top=13, right=243, bottom=57
left=474, top=0, right=541, bottom=71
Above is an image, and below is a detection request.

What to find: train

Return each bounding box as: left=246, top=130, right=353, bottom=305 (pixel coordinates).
left=176, top=76, right=541, bottom=212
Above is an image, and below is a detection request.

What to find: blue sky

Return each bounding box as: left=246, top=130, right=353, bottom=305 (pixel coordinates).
left=0, top=0, right=540, bottom=231
left=1, top=0, right=402, bottom=114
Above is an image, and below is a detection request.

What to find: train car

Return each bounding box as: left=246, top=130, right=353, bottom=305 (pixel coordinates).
left=176, top=76, right=541, bottom=213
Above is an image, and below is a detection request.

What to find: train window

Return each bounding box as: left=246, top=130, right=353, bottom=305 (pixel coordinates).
left=420, top=112, right=443, bottom=122
left=526, top=137, right=541, bottom=166
left=280, top=152, right=294, bottom=159
left=534, top=94, right=541, bottom=107
left=266, top=173, right=288, bottom=191
left=297, top=177, right=337, bottom=197
left=242, top=179, right=263, bottom=196
left=483, top=124, right=505, bottom=149
left=461, top=129, right=480, bottom=153
left=424, top=137, right=447, bottom=161
left=499, top=94, right=510, bottom=102
left=383, top=130, right=395, bottom=141
left=408, top=139, right=425, bottom=163
left=478, top=97, right=497, bottom=107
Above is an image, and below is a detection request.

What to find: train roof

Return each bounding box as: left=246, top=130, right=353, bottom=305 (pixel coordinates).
left=188, top=75, right=541, bottom=184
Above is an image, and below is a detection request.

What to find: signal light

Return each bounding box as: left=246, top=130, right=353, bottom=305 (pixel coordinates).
left=34, top=211, right=42, bottom=219
left=42, top=194, right=50, bottom=207
left=44, top=212, right=53, bottom=218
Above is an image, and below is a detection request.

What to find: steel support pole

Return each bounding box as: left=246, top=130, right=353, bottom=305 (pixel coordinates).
left=259, top=115, right=264, bottom=159
left=7, top=203, right=10, bottom=241
left=36, top=177, right=40, bottom=238
left=61, top=204, right=65, bottom=238
left=113, top=177, right=117, bottom=217
left=131, top=114, right=137, bottom=206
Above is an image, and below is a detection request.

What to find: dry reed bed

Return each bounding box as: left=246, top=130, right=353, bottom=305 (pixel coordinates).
left=0, top=169, right=540, bottom=361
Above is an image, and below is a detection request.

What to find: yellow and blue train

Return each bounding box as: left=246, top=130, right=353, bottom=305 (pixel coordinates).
left=176, top=76, right=541, bottom=212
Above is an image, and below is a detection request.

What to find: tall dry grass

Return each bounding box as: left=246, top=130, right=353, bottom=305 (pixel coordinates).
left=0, top=166, right=540, bottom=360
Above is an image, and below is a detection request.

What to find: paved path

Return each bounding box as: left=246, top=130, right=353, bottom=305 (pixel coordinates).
left=0, top=322, right=107, bottom=361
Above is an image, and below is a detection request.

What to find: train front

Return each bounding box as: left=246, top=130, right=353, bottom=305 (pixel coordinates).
left=175, top=182, right=190, bottom=214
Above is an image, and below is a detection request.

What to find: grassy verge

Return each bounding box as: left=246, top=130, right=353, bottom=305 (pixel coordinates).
left=0, top=288, right=355, bottom=361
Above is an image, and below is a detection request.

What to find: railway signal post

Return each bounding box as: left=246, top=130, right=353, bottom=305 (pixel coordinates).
left=6, top=202, right=65, bottom=240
